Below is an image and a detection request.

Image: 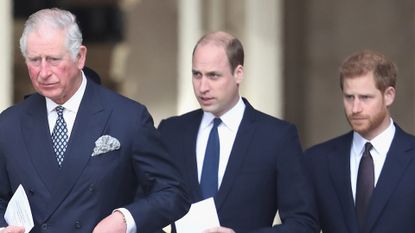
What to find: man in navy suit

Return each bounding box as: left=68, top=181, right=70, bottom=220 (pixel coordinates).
left=304, top=50, right=415, bottom=233
left=0, top=8, right=189, bottom=233
left=157, top=31, right=318, bottom=233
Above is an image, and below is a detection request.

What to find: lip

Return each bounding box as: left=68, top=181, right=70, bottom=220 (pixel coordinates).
left=351, top=117, right=366, bottom=120
left=38, top=82, right=59, bottom=89
left=199, top=96, right=214, bottom=105
left=350, top=117, right=368, bottom=124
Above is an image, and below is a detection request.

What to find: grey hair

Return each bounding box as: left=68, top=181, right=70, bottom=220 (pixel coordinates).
left=19, top=8, right=83, bottom=60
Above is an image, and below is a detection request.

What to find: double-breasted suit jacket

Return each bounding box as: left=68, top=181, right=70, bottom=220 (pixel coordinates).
left=0, top=78, right=189, bottom=233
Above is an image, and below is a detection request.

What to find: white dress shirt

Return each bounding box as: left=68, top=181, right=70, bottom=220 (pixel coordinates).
left=350, top=119, right=395, bottom=203
left=46, top=73, right=86, bottom=136
left=196, top=97, right=246, bottom=189
left=45, top=72, right=136, bottom=233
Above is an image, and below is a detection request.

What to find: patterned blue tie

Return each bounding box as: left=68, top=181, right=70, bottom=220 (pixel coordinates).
left=51, top=106, right=68, bottom=167
left=200, top=118, right=222, bottom=199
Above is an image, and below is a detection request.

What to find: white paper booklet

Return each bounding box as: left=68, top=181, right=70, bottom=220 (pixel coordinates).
left=4, top=184, right=34, bottom=233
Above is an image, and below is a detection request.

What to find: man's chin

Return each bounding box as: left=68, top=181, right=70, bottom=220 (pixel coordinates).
left=352, top=125, right=369, bottom=135
left=201, top=106, right=214, bottom=113
left=348, top=119, right=366, bottom=130
left=41, top=92, right=65, bottom=104
left=201, top=106, right=220, bottom=116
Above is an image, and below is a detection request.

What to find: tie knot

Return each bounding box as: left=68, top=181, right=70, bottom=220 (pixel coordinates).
left=364, top=142, right=373, bottom=155
left=55, top=106, right=64, bottom=116
left=213, top=118, right=222, bottom=128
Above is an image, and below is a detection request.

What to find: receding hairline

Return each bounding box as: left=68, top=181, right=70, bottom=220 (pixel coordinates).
left=193, top=31, right=237, bottom=53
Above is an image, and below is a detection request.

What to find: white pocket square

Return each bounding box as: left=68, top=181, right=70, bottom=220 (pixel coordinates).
left=91, top=135, right=121, bottom=156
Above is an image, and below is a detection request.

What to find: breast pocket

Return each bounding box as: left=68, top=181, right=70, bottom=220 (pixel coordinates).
left=89, top=150, right=122, bottom=166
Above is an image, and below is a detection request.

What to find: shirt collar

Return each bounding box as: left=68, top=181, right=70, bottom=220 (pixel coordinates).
left=46, top=71, right=87, bottom=115
left=201, top=97, right=246, bottom=131
left=352, top=118, right=395, bottom=155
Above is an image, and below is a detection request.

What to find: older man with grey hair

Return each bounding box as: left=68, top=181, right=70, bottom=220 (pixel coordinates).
left=0, top=8, right=189, bottom=233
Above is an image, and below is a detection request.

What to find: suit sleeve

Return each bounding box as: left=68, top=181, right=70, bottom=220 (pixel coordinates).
left=269, top=125, right=319, bottom=233
left=124, top=108, right=190, bottom=233
left=0, top=149, right=10, bottom=227
left=0, top=110, right=12, bottom=227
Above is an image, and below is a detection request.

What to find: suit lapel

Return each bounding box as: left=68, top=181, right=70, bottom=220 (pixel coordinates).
left=215, top=100, right=256, bottom=210
left=22, top=94, right=60, bottom=193
left=366, top=126, right=415, bottom=232
left=43, top=81, right=111, bottom=220
left=327, top=133, right=359, bottom=233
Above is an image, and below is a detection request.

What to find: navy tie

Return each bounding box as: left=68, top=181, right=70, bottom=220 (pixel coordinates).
left=356, top=142, right=374, bottom=232
left=200, top=118, right=222, bottom=199
left=51, top=106, right=68, bottom=167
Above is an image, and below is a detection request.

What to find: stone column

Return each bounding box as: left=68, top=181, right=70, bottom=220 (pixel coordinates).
left=242, top=0, right=283, bottom=118
left=177, top=0, right=203, bottom=114
left=0, top=0, right=12, bottom=111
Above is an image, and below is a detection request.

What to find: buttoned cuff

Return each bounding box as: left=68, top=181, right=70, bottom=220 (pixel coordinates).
left=114, top=208, right=137, bottom=233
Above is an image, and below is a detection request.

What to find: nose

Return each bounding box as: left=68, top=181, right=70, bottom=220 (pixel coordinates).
left=198, top=77, right=210, bottom=93
left=39, top=59, right=52, bottom=78
left=351, top=99, right=362, bottom=113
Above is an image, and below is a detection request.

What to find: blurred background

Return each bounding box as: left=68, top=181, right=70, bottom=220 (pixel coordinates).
left=1, top=0, right=415, bottom=149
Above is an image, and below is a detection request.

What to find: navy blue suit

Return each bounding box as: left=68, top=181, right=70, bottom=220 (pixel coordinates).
left=304, top=125, right=415, bottom=233
left=158, top=99, right=318, bottom=233
left=0, top=78, right=189, bottom=233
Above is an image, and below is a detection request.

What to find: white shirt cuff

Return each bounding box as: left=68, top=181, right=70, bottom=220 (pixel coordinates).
left=114, top=208, right=137, bottom=233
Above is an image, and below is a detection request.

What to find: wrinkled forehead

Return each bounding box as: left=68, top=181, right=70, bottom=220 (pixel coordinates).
left=26, top=30, right=68, bottom=55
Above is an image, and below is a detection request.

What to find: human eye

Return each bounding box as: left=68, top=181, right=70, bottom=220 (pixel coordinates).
left=192, top=70, right=202, bottom=79
left=27, top=57, right=41, bottom=66
left=343, top=94, right=354, bottom=100
left=46, top=56, right=62, bottom=66
left=360, top=95, right=371, bottom=101
left=207, top=72, right=220, bottom=80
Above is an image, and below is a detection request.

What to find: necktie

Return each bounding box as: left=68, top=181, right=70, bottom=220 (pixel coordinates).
left=51, top=106, right=68, bottom=167
left=200, top=118, right=222, bottom=199
left=356, top=142, right=374, bottom=232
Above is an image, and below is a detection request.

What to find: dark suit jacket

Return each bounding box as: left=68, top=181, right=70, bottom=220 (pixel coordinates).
left=304, top=124, right=415, bottom=233
left=158, top=98, right=318, bottom=233
left=0, top=77, right=189, bottom=233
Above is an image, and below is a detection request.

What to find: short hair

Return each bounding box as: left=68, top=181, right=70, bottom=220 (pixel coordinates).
left=19, top=8, right=83, bottom=60
left=339, top=49, right=397, bottom=92
left=192, top=31, right=244, bottom=73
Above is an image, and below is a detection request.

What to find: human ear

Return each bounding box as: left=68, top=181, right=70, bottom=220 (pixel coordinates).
left=77, top=45, right=87, bottom=69
left=384, top=86, right=396, bottom=107
left=234, top=65, right=244, bottom=84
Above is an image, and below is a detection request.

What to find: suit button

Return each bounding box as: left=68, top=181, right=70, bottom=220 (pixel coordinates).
left=41, top=223, right=48, bottom=230
left=88, top=184, right=95, bottom=192
left=74, top=220, right=82, bottom=229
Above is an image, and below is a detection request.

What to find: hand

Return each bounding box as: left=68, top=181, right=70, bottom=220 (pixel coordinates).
left=92, top=211, right=127, bottom=233
left=0, top=226, right=25, bottom=233
left=203, top=226, right=236, bottom=233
